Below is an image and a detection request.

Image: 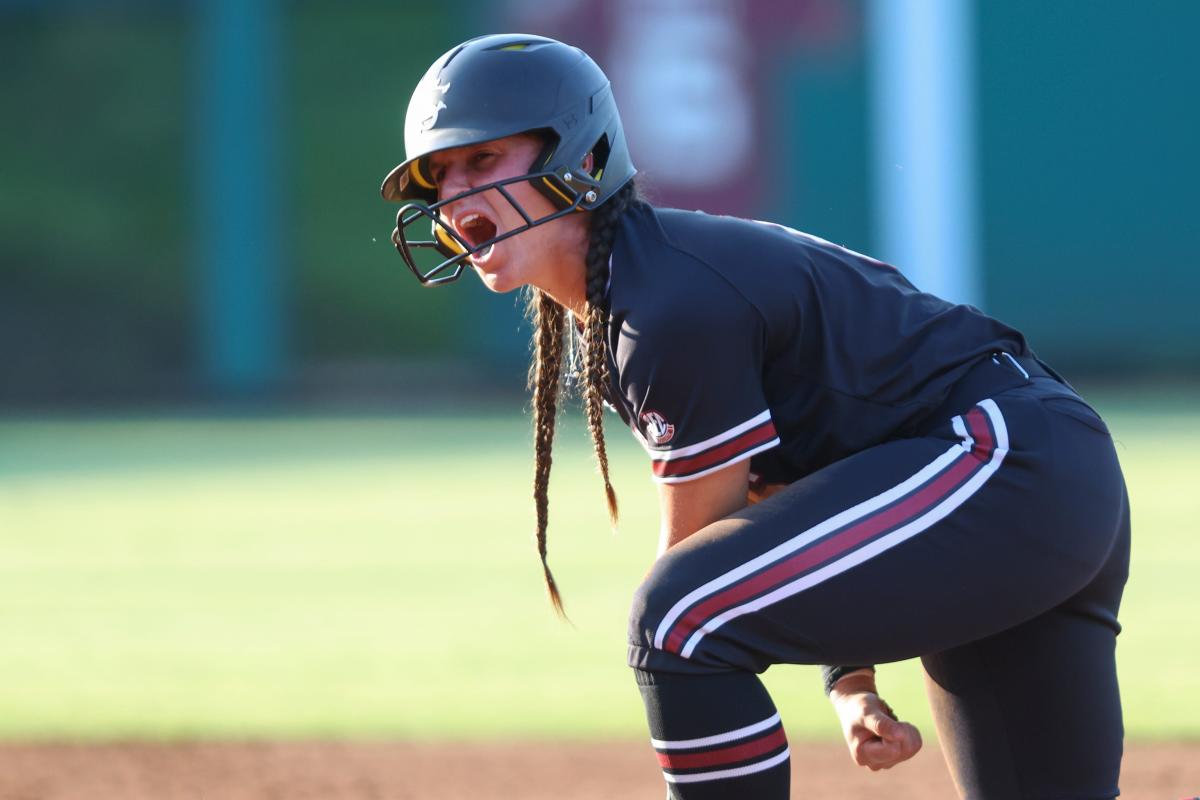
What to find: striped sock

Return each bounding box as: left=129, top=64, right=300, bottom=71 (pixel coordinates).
left=635, top=669, right=790, bottom=799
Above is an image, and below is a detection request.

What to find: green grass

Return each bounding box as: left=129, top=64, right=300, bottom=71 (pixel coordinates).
left=0, top=396, right=1196, bottom=742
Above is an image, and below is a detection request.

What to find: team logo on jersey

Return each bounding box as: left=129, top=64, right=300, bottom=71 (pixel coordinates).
left=640, top=410, right=676, bottom=445
left=420, top=78, right=451, bottom=132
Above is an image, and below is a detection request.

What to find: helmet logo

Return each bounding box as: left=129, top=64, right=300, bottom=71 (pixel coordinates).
left=640, top=410, right=675, bottom=446
left=420, top=79, right=451, bottom=132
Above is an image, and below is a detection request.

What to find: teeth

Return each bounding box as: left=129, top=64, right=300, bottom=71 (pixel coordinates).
left=460, top=213, right=482, bottom=228
left=472, top=244, right=495, bottom=264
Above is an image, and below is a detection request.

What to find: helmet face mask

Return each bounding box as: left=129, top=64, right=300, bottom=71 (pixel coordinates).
left=391, top=155, right=604, bottom=286
left=381, top=34, right=636, bottom=287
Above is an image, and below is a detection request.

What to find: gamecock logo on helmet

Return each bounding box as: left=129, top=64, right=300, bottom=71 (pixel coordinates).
left=640, top=410, right=676, bottom=446
left=420, top=79, right=451, bottom=132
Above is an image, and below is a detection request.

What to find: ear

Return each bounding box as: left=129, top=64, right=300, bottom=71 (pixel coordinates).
left=581, top=152, right=595, bottom=175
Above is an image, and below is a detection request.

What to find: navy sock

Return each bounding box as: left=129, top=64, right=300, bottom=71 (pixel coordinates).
left=635, top=668, right=790, bottom=799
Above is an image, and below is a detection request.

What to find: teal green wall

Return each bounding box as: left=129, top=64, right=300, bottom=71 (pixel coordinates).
left=0, top=8, right=191, bottom=398
left=290, top=3, right=470, bottom=361
left=771, top=20, right=873, bottom=257
left=976, top=2, right=1200, bottom=371
left=1, top=2, right=1196, bottom=404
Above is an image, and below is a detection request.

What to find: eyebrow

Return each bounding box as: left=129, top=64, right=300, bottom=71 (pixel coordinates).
left=434, top=142, right=503, bottom=167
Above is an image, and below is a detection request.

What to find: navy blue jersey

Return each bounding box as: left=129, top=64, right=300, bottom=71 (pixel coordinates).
left=603, top=203, right=1030, bottom=484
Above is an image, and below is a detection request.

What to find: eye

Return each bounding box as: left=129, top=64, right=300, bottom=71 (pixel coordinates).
left=471, top=150, right=497, bottom=168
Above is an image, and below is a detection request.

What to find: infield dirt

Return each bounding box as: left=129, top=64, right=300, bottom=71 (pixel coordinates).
left=0, top=741, right=1196, bottom=799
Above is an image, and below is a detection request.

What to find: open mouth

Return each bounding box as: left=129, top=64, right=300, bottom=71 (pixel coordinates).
left=457, top=212, right=498, bottom=262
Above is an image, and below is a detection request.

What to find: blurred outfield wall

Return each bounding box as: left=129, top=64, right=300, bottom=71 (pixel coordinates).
left=0, top=0, right=1196, bottom=407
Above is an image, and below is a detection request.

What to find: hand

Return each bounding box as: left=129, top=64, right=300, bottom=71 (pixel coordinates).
left=830, top=672, right=922, bottom=771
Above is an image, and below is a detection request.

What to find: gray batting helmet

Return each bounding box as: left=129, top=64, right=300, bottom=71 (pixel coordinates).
left=381, top=33, right=637, bottom=286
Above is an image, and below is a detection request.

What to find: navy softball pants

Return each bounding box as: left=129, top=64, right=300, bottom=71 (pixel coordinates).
left=628, top=376, right=1130, bottom=799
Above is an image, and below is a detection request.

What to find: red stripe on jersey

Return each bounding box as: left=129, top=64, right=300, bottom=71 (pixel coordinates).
left=652, top=420, right=778, bottom=478
left=657, top=727, right=787, bottom=770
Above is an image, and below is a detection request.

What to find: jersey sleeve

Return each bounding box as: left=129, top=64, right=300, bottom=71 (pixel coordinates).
left=616, top=291, right=780, bottom=484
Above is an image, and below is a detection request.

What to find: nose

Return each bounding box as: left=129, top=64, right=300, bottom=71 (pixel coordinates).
left=437, top=162, right=473, bottom=205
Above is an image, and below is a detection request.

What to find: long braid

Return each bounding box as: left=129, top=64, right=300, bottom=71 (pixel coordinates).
left=525, top=179, right=638, bottom=616
left=581, top=182, right=637, bottom=525
left=527, top=289, right=567, bottom=615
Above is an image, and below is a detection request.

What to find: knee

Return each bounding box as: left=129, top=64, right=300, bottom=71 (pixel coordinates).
left=627, top=568, right=667, bottom=657
left=628, top=560, right=733, bottom=672
left=626, top=562, right=696, bottom=667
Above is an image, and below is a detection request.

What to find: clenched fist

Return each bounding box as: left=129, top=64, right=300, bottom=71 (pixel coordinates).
left=830, top=671, right=923, bottom=771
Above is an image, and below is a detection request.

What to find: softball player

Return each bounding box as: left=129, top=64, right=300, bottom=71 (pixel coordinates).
left=381, top=34, right=1130, bottom=799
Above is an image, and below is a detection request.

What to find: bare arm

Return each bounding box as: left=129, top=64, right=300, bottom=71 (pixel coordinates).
left=656, top=460, right=751, bottom=555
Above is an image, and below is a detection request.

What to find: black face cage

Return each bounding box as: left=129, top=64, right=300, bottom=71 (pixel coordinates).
left=390, top=166, right=602, bottom=287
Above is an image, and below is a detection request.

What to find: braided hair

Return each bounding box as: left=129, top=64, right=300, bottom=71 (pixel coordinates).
left=526, top=179, right=639, bottom=616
